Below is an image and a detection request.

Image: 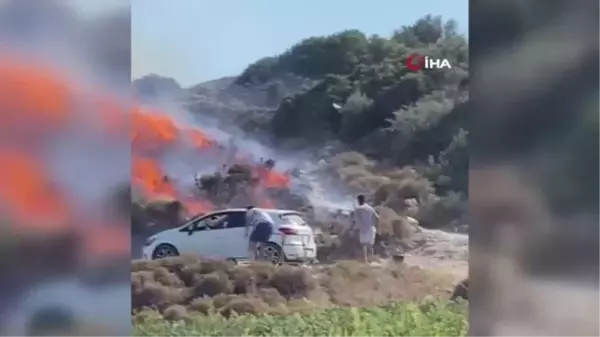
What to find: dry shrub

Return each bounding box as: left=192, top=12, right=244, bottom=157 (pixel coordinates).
left=177, top=257, right=233, bottom=286
left=188, top=297, right=213, bottom=314
left=316, top=231, right=362, bottom=261
left=258, top=287, right=286, bottom=306
left=246, top=261, right=276, bottom=287
left=270, top=265, right=317, bottom=298
left=319, top=261, right=451, bottom=307
left=337, top=165, right=372, bottom=184
left=144, top=197, right=186, bottom=230
left=131, top=260, right=157, bottom=273
left=153, top=267, right=184, bottom=287
left=286, top=297, right=320, bottom=314
left=191, top=271, right=233, bottom=297
left=178, top=262, right=204, bottom=286
left=228, top=266, right=257, bottom=294
left=385, top=167, right=422, bottom=181
left=326, top=260, right=372, bottom=280
left=330, top=151, right=374, bottom=169
left=130, top=254, right=456, bottom=315
left=132, top=309, right=162, bottom=324
left=347, top=174, right=390, bottom=194
left=391, top=218, right=415, bottom=240
left=158, top=255, right=201, bottom=271
left=395, top=178, right=435, bottom=201
left=199, top=258, right=235, bottom=274
left=132, top=281, right=186, bottom=311
left=374, top=181, right=407, bottom=211
left=219, top=297, right=269, bottom=317
left=212, top=294, right=241, bottom=310
left=374, top=206, right=415, bottom=242
left=417, top=192, right=466, bottom=228
left=372, top=168, right=436, bottom=211
left=131, top=270, right=155, bottom=288
left=162, top=304, right=189, bottom=321
left=140, top=256, right=200, bottom=281
left=375, top=206, right=401, bottom=236
left=317, top=221, right=404, bottom=261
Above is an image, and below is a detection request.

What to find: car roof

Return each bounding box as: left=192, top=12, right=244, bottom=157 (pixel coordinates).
left=212, top=208, right=299, bottom=214
left=184, top=208, right=301, bottom=223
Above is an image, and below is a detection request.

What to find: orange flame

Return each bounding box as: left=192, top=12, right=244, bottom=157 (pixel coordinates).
left=0, top=56, right=73, bottom=142
left=0, top=150, right=71, bottom=230
left=0, top=51, right=293, bottom=250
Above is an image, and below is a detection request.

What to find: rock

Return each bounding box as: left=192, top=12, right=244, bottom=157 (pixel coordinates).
left=406, top=216, right=419, bottom=228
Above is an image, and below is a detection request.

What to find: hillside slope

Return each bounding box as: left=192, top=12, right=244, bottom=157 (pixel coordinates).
left=133, top=15, right=469, bottom=232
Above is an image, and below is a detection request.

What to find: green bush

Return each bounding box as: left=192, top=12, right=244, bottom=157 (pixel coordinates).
left=133, top=300, right=468, bottom=336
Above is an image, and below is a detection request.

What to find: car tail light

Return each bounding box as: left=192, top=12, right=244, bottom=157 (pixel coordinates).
left=278, top=227, right=298, bottom=235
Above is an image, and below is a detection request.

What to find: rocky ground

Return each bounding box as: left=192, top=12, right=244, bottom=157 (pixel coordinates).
left=403, top=227, right=468, bottom=282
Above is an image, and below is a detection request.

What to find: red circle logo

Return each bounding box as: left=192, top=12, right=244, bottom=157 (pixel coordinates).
left=406, top=54, right=425, bottom=71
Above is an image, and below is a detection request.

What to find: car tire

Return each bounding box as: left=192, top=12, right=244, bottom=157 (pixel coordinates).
left=259, top=242, right=283, bottom=265
left=152, top=244, right=179, bottom=260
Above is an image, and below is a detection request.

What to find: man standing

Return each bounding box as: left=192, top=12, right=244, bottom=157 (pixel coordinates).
left=353, top=195, right=380, bottom=263
left=244, top=206, right=275, bottom=261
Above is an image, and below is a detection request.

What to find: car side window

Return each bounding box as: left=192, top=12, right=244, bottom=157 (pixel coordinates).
left=209, top=213, right=230, bottom=230
left=190, top=214, right=226, bottom=231
left=223, top=211, right=247, bottom=229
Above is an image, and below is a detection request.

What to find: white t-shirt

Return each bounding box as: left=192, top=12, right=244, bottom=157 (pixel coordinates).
left=353, top=204, right=379, bottom=233
left=246, top=209, right=274, bottom=228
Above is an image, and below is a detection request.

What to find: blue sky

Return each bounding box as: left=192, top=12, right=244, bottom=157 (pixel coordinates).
left=127, top=1, right=467, bottom=86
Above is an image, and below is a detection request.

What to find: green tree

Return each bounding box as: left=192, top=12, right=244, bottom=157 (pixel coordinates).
left=234, top=15, right=469, bottom=198
left=265, top=81, right=286, bottom=107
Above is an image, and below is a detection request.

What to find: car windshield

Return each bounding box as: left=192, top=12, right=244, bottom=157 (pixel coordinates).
left=177, top=215, right=200, bottom=229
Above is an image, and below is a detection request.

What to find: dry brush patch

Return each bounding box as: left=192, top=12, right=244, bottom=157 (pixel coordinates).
left=131, top=255, right=455, bottom=319
left=327, top=151, right=467, bottom=231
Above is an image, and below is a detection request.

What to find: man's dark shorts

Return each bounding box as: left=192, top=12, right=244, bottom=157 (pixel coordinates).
left=249, top=222, right=273, bottom=243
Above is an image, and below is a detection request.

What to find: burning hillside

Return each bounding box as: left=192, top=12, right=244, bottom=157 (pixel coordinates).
left=131, top=106, right=295, bottom=216
left=0, top=51, right=297, bottom=240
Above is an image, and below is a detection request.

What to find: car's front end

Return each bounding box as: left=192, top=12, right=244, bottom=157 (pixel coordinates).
left=141, top=236, right=158, bottom=260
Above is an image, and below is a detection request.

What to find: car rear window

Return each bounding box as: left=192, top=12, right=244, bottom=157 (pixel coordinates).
left=278, top=213, right=306, bottom=226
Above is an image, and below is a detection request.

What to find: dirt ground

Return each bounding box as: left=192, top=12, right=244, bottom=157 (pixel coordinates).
left=402, top=227, right=468, bottom=282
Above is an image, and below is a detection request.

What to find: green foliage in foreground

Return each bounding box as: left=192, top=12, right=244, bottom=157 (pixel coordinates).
left=133, top=300, right=467, bottom=336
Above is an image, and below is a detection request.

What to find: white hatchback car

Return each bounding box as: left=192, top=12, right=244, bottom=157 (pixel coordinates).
left=142, top=208, right=317, bottom=264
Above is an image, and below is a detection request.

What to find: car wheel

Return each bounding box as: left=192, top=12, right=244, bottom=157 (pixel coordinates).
left=259, top=243, right=282, bottom=264
left=152, top=244, right=179, bottom=259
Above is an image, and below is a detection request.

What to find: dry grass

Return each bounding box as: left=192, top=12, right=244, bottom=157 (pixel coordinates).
left=327, top=151, right=467, bottom=230
left=131, top=256, right=455, bottom=319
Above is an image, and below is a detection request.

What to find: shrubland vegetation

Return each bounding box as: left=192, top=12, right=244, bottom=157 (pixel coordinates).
left=161, top=15, right=470, bottom=230
left=236, top=16, right=469, bottom=198
left=131, top=256, right=453, bottom=315
left=135, top=15, right=468, bottom=251
left=132, top=15, right=470, bottom=335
